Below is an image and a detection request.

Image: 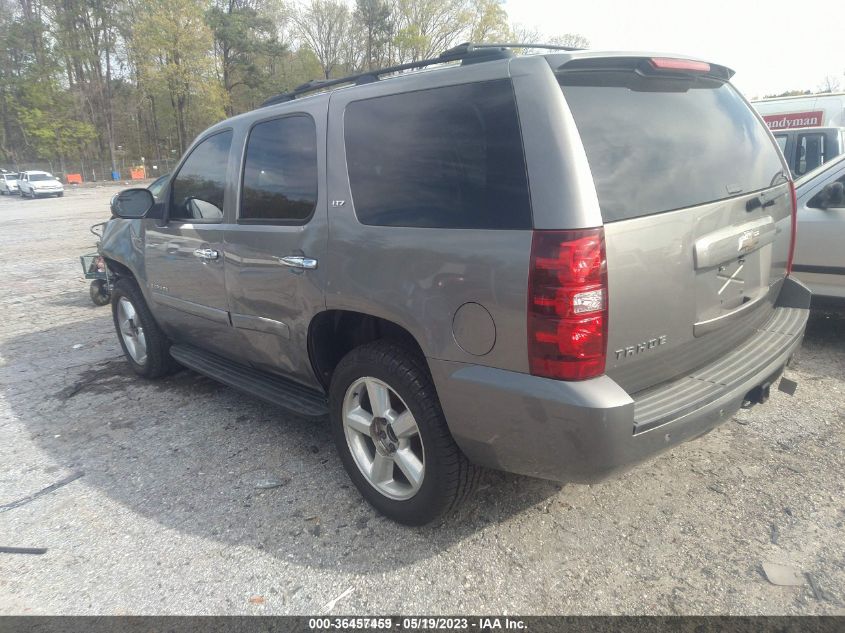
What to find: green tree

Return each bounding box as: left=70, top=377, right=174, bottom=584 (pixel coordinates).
left=51, top=0, right=122, bottom=174
left=16, top=98, right=97, bottom=172
left=353, top=0, right=391, bottom=70
left=468, top=0, right=509, bottom=43
left=131, top=0, right=224, bottom=154
left=207, top=0, right=288, bottom=116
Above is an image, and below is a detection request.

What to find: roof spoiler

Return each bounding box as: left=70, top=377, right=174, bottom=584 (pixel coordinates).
left=555, top=55, right=735, bottom=81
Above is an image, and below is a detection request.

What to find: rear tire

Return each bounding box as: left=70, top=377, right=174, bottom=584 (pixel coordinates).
left=329, top=340, right=479, bottom=525
left=111, top=278, right=176, bottom=378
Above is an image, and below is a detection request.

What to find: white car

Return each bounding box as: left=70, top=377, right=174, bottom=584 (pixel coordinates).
left=0, top=173, right=19, bottom=195
left=19, top=171, right=64, bottom=198
left=793, top=153, right=845, bottom=300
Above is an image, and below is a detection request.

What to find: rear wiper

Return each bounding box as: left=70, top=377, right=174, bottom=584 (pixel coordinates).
left=747, top=172, right=790, bottom=212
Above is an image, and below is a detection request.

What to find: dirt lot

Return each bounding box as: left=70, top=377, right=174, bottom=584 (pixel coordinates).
left=0, top=186, right=843, bottom=615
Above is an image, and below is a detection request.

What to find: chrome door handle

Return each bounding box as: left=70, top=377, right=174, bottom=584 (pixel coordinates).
left=193, top=248, right=219, bottom=261
left=278, top=256, right=318, bottom=270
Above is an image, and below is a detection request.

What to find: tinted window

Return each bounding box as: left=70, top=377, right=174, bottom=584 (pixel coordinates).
left=241, top=115, right=318, bottom=222
left=170, top=131, right=232, bottom=222
left=560, top=72, right=786, bottom=222
left=345, top=79, right=531, bottom=229
left=795, top=133, right=826, bottom=176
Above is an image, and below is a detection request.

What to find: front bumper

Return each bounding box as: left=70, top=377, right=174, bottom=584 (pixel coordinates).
left=430, top=278, right=811, bottom=483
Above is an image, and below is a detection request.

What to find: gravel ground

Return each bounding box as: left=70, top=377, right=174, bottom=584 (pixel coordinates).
left=0, top=187, right=843, bottom=616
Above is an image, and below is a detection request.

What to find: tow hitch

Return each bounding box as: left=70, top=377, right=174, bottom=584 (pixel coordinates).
left=742, top=375, right=798, bottom=409
left=743, top=382, right=771, bottom=408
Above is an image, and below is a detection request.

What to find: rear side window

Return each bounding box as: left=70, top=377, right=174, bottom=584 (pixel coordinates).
left=560, top=72, right=786, bottom=222
left=344, top=79, right=532, bottom=229
left=240, top=115, right=318, bottom=222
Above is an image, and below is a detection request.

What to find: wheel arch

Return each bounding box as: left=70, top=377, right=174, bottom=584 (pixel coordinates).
left=308, top=310, right=429, bottom=391
left=102, top=256, right=134, bottom=279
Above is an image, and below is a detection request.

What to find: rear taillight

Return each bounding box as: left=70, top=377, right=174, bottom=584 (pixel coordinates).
left=528, top=228, right=608, bottom=381
left=786, top=180, right=797, bottom=275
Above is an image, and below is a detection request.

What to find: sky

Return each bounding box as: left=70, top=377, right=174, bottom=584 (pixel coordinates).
left=504, top=0, right=842, bottom=99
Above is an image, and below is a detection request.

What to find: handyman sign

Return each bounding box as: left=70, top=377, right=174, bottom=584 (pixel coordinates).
left=762, top=110, right=824, bottom=130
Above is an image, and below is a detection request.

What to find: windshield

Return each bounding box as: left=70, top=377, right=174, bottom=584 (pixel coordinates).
left=29, top=173, right=55, bottom=182
left=559, top=71, right=786, bottom=222
left=4, top=174, right=17, bottom=181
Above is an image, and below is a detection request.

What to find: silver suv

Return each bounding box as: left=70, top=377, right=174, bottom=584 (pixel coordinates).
left=19, top=170, right=64, bottom=198
left=100, top=45, right=811, bottom=525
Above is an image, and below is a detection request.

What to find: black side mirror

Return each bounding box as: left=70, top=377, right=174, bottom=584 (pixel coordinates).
left=111, top=188, right=155, bottom=219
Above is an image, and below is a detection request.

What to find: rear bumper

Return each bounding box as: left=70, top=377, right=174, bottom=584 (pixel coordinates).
left=430, top=278, right=811, bottom=483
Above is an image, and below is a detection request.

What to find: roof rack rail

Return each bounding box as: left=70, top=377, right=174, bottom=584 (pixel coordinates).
left=448, top=42, right=586, bottom=54
left=260, top=41, right=585, bottom=107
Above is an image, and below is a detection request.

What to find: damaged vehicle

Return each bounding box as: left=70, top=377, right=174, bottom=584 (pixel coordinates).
left=99, top=44, right=811, bottom=525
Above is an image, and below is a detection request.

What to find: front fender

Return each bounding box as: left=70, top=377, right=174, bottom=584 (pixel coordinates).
left=99, top=218, right=147, bottom=291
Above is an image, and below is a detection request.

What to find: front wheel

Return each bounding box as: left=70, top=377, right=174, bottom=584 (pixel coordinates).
left=111, top=278, right=176, bottom=378
left=329, top=341, right=479, bottom=525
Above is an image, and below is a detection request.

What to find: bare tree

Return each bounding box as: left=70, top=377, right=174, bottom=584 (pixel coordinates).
left=547, top=33, right=589, bottom=49
left=294, top=0, right=349, bottom=79
left=392, top=0, right=472, bottom=63
left=507, top=24, right=589, bottom=53
left=818, top=74, right=842, bottom=94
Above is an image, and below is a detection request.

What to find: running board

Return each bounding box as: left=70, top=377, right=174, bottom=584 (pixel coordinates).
left=169, top=344, right=328, bottom=418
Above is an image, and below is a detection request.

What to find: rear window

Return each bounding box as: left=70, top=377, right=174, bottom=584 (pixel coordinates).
left=559, top=71, right=786, bottom=222
left=344, top=79, right=532, bottom=229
